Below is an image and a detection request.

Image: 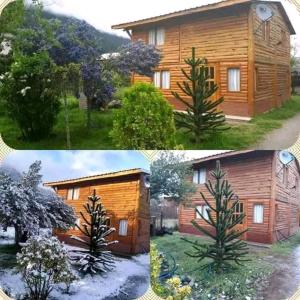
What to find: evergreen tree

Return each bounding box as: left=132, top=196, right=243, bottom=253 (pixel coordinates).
left=173, top=48, right=228, bottom=144
left=182, top=161, right=248, bottom=271
left=70, top=190, right=118, bottom=274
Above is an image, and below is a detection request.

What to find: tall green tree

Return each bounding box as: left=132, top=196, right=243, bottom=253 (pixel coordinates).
left=173, top=48, right=228, bottom=144
left=150, top=151, right=196, bottom=203
left=182, top=161, right=248, bottom=271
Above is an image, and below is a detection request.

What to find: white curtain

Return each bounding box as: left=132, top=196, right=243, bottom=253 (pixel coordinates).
left=149, top=29, right=156, bottom=45
left=67, top=189, right=73, bottom=200
left=196, top=205, right=209, bottom=220
left=253, top=204, right=264, bottom=223
left=156, top=28, right=165, bottom=46
left=193, top=170, right=199, bottom=184
left=161, top=71, right=170, bottom=89
left=228, top=68, right=241, bottom=92
left=119, top=220, right=128, bottom=236
left=75, top=218, right=81, bottom=230
left=73, top=188, right=80, bottom=200
left=199, top=168, right=206, bottom=184
left=153, top=72, right=161, bottom=88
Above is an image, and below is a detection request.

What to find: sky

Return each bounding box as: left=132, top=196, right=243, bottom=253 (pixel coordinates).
left=42, top=0, right=300, bottom=53
left=1, top=150, right=227, bottom=183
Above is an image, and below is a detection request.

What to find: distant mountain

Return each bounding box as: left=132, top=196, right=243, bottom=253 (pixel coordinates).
left=42, top=10, right=130, bottom=54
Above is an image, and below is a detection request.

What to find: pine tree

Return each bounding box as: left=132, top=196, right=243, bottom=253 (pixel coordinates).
left=70, top=190, right=118, bottom=274
left=182, top=161, right=249, bottom=271
left=173, top=47, right=228, bottom=144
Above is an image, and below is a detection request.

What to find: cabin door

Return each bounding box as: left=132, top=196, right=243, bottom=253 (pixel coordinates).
left=232, top=201, right=247, bottom=240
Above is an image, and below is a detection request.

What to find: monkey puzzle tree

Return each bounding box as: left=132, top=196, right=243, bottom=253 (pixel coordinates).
left=70, top=190, right=118, bottom=274
left=182, top=161, right=249, bottom=271
left=173, top=47, right=228, bottom=144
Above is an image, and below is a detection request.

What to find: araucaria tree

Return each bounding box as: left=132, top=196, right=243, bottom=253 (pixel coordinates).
left=182, top=161, right=248, bottom=271
left=70, top=190, right=118, bottom=274
left=173, top=48, right=228, bottom=143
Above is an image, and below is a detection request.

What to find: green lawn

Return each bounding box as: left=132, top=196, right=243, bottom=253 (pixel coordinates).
left=152, top=232, right=300, bottom=300
left=0, top=95, right=299, bottom=150
left=0, top=101, right=116, bottom=150
left=177, top=95, right=300, bottom=150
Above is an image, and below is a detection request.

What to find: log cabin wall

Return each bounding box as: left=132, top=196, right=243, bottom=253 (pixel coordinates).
left=129, top=1, right=294, bottom=118
left=132, top=3, right=251, bottom=117
left=273, top=154, right=300, bottom=241
left=51, top=173, right=149, bottom=255
left=252, top=3, right=292, bottom=115
left=179, top=151, right=276, bottom=243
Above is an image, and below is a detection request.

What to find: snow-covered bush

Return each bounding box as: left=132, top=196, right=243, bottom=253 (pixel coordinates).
left=0, top=161, right=76, bottom=245
left=17, top=236, right=76, bottom=300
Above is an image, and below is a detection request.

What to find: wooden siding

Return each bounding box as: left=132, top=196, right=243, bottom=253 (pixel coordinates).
left=131, top=2, right=293, bottom=118
left=179, top=151, right=274, bottom=243
left=54, top=174, right=149, bottom=255
left=252, top=3, right=291, bottom=114
left=274, top=154, right=300, bottom=241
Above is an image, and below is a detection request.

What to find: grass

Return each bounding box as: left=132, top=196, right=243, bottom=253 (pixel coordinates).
left=0, top=244, right=18, bottom=269
left=0, top=95, right=299, bottom=150
left=176, top=95, right=300, bottom=150
left=0, top=98, right=116, bottom=150
left=152, top=232, right=300, bottom=300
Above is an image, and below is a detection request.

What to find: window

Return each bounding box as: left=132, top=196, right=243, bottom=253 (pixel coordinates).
left=283, top=166, right=289, bottom=187
left=196, top=205, right=210, bottom=220
left=67, top=187, right=80, bottom=200
left=149, top=28, right=165, bottom=46
left=74, top=218, right=80, bottom=230
left=119, top=220, right=128, bottom=236
left=193, top=168, right=206, bottom=184
left=253, top=204, right=264, bottom=224
left=153, top=71, right=170, bottom=89
left=262, top=21, right=270, bottom=42
left=228, top=68, right=241, bottom=92
left=232, top=202, right=244, bottom=225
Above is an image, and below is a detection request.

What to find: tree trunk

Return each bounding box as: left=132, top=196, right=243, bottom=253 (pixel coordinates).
left=14, top=225, right=21, bottom=246
left=63, top=95, right=71, bottom=149
left=87, top=98, right=92, bottom=130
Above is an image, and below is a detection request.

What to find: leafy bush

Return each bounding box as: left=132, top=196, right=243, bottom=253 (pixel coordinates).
left=165, top=277, right=192, bottom=300
left=110, top=83, right=176, bottom=149
left=17, top=236, right=76, bottom=300
left=0, top=52, right=61, bottom=141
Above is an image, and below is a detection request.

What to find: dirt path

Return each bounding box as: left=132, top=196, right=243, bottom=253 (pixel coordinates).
left=254, top=113, right=300, bottom=150
left=260, top=245, right=300, bottom=300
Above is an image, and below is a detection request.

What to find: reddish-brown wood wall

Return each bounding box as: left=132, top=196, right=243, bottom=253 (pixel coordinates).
left=53, top=174, right=150, bottom=255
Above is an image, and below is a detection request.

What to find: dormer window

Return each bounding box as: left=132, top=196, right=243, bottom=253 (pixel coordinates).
left=149, top=28, right=165, bottom=46
left=193, top=168, right=206, bottom=184
left=67, top=187, right=80, bottom=200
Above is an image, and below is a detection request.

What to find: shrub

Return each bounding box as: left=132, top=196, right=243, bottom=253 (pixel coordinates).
left=17, top=236, right=76, bottom=300
left=0, top=52, right=61, bottom=141
left=165, top=277, right=192, bottom=300
left=110, top=83, right=176, bottom=149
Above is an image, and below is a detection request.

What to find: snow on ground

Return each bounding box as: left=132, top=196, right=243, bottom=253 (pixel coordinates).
left=0, top=227, right=15, bottom=245
left=0, top=241, right=150, bottom=300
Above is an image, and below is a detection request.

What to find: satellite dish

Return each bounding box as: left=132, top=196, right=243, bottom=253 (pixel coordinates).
left=144, top=175, right=151, bottom=189
left=278, top=150, right=295, bottom=166
left=256, top=4, right=273, bottom=21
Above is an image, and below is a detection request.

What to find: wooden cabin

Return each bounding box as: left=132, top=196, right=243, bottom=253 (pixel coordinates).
left=179, top=150, right=300, bottom=244
left=44, top=169, right=150, bottom=255
left=112, top=0, right=295, bottom=119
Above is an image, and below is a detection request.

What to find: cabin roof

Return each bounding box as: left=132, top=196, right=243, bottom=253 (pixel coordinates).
left=44, top=168, right=149, bottom=187
left=189, top=150, right=261, bottom=166
left=111, top=0, right=295, bottom=34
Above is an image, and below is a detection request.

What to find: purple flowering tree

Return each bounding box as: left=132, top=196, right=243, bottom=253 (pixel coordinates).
left=113, top=40, right=161, bottom=77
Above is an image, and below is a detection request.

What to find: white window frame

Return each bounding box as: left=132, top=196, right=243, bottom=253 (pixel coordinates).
left=153, top=70, right=170, bottom=89
left=119, top=220, right=128, bottom=236
left=196, top=205, right=210, bottom=220
left=67, top=187, right=80, bottom=200
left=148, top=28, right=165, bottom=46
left=253, top=204, right=264, bottom=224
left=228, top=68, right=241, bottom=92
left=193, top=168, right=206, bottom=184
left=74, top=218, right=81, bottom=230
